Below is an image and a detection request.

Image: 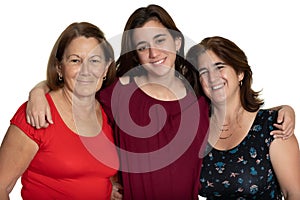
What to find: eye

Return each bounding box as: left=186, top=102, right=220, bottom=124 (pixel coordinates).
left=89, top=59, right=101, bottom=63
left=88, top=55, right=103, bottom=65
left=214, top=62, right=226, bottom=70
left=136, top=44, right=149, bottom=52
left=137, top=46, right=146, bottom=52
left=71, top=59, right=80, bottom=63
left=69, top=58, right=81, bottom=64
left=155, top=37, right=166, bottom=45
left=198, top=68, right=208, bottom=76
left=217, top=65, right=224, bottom=70
left=66, top=55, right=81, bottom=64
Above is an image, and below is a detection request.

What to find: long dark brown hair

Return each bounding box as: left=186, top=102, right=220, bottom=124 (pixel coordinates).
left=116, top=4, right=186, bottom=79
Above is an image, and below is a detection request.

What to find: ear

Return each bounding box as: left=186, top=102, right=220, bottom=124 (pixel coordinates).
left=175, top=37, right=182, bottom=52
left=56, top=64, right=62, bottom=76
left=103, top=59, right=112, bottom=77
left=238, top=71, right=244, bottom=82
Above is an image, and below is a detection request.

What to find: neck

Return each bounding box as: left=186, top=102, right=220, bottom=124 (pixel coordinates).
left=60, top=88, right=101, bottom=136
left=62, top=88, right=97, bottom=111
left=137, top=73, right=186, bottom=101
left=210, top=102, right=245, bottom=141
left=144, top=70, right=178, bottom=88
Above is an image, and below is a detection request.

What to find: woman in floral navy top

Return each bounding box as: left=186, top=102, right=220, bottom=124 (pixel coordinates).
left=186, top=36, right=300, bottom=199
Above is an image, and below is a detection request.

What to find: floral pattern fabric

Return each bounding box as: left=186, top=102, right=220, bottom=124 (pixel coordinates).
left=199, top=109, right=282, bottom=200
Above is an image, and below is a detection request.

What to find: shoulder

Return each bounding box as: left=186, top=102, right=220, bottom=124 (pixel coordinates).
left=10, top=100, right=49, bottom=146
left=256, top=109, right=278, bottom=123
left=119, top=76, right=130, bottom=85
left=252, top=109, right=278, bottom=145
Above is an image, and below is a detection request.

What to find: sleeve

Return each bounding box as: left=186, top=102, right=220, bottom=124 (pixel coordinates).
left=10, top=102, right=44, bottom=146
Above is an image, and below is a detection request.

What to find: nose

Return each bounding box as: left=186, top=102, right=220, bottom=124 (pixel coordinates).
left=148, top=46, right=159, bottom=58
left=80, top=60, right=90, bottom=75
left=208, top=68, right=221, bottom=83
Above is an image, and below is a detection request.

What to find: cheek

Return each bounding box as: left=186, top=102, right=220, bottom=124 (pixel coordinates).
left=136, top=52, right=147, bottom=64
left=200, top=79, right=211, bottom=96
left=64, top=68, right=79, bottom=79
left=91, top=66, right=108, bottom=78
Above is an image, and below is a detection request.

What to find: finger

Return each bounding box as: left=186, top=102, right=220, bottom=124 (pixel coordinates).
left=113, top=192, right=123, bottom=199
left=270, top=130, right=285, bottom=138
left=282, top=128, right=294, bottom=139
left=276, top=110, right=284, bottom=124
left=39, top=114, right=49, bottom=128
left=273, top=123, right=293, bottom=138
left=271, top=124, right=283, bottom=136
left=272, top=123, right=283, bottom=131
left=30, top=116, right=36, bottom=128
left=46, top=107, right=53, bottom=124
left=34, top=115, right=40, bottom=129
left=283, top=131, right=294, bottom=140
left=26, top=115, right=31, bottom=125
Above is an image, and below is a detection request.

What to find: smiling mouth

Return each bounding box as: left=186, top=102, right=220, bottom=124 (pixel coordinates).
left=77, top=80, right=94, bottom=84
left=151, top=58, right=165, bottom=65
left=211, top=83, right=224, bottom=90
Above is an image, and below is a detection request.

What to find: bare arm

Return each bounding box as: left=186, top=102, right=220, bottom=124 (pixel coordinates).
left=26, top=80, right=52, bottom=129
left=270, top=135, right=300, bottom=199
left=269, top=105, right=295, bottom=139
left=0, top=125, right=39, bottom=199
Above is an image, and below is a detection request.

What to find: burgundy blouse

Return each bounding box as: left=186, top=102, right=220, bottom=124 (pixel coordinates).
left=98, top=78, right=209, bottom=200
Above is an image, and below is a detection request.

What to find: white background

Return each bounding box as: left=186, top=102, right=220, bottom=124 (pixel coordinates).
left=0, top=0, right=299, bottom=199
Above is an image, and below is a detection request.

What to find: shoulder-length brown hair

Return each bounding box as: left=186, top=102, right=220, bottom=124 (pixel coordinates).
left=116, top=4, right=185, bottom=78
left=186, top=36, right=264, bottom=112
left=47, top=22, right=116, bottom=90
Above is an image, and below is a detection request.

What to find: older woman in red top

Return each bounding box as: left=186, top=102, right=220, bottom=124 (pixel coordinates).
left=0, top=22, right=119, bottom=200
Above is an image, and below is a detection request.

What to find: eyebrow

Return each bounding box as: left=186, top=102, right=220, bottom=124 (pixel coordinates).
left=66, top=54, right=80, bottom=59
left=198, top=62, right=226, bottom=71
left=135, top=33, right=167, bottom=47
left=215, top=62, right=226, bottom=66
left=153, top=33, right=167, bottom=39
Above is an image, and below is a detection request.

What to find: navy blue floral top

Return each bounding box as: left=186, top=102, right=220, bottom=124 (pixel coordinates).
left=199, top=109, right=282, bottom=199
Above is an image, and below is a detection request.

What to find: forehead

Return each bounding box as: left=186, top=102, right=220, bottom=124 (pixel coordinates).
left=132, top=20, right=170, bottom=42
left=65, top=36, right=102, bottom=55
left=198, top=50, right=222, bottom=66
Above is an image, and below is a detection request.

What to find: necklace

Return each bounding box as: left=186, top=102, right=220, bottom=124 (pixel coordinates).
left=218, top=124, right=233, bottom=139
left=210, top=117, right=233, bottom=140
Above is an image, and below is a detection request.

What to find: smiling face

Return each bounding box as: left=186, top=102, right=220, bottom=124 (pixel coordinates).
left=132, top=20, right=181, bottom=77
left=58, top=36, right=109, bottom=98
left=198, top=50, right=243, bottom=105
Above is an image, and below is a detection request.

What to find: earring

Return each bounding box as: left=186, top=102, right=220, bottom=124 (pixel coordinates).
left=103, top=76, right=106, bottom=80
left=58, top=73, right=63, bottom=81
left=239, top=80, right=243, bottom=87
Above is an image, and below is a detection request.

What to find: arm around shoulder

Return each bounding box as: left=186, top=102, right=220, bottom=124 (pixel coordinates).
left=270, top=105, right=295, bottom=139
left=27, top=80, right=52, bottom=129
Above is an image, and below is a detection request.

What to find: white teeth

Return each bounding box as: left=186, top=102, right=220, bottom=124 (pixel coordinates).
left=212, top=84, right=224, bottom=90
left=153, top=59, right=164, bottom=65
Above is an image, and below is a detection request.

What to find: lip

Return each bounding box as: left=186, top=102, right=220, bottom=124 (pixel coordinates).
left=211, top=83, right=225, bottom=90
left=150, top=58, right=166, bottom=65
left=76, top=80, right=95, bottom=84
